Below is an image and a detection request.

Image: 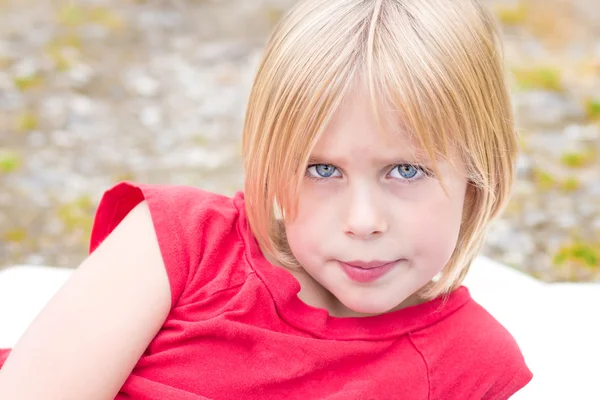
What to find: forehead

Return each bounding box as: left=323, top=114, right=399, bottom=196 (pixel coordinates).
left=310, top=89, right=429, bottom=162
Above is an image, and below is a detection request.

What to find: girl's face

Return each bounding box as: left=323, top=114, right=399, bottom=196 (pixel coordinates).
left=284, top=89, right=469, bottom=316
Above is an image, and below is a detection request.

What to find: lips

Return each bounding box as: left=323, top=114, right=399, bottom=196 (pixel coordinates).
left=343, top=260, right=396, bottom=269
left=339, top=260, right=398, bottom=283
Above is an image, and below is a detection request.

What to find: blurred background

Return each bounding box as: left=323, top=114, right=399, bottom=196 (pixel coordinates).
left=0, top=0, right=598, bottom=283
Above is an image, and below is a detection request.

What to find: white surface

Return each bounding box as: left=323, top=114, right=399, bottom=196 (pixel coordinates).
left=0, top=265, right=72, bottom=347
left=464, top=258, right=600, bottom=400
left=1, top=258, right=599, bottom=399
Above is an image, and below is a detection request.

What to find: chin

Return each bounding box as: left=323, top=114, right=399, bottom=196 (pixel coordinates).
left=341, top=295, right=406, bottom=316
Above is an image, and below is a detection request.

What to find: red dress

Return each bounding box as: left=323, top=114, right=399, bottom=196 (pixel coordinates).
left=0, top=182, right=532, bottom=399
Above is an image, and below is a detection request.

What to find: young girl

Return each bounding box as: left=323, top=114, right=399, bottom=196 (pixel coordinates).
left=0, top=0, right=532, bottom=398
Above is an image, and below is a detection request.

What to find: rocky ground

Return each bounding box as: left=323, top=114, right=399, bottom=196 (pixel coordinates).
left=0, top=0, right=599, bottom=283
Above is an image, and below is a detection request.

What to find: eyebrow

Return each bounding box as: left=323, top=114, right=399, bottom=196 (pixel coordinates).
left=307, top=153, right=435, bottom=167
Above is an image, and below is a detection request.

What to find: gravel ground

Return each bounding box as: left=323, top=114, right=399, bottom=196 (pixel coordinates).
left=1, top=0, right=599, bottom=283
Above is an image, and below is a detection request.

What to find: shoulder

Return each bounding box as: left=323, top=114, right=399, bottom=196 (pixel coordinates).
left=91, top=181, right=240, bottom=241
left=409, top=288, right=532, bottom=399
left=90, top=182, right=246, bottom=307
left=90, top=182, right=236, bottom=240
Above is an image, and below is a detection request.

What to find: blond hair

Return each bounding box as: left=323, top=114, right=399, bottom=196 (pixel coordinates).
left=242, top=0, right=517, bottom=300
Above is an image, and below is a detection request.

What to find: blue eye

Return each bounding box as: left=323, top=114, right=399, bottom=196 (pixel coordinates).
left=389, top=164, right=423, bottom=180
left=307, top=164, right=339, bottom=179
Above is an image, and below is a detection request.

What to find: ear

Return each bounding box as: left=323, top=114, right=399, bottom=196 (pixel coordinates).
left=461, top=181, right=477, bottom=223
left=465, top=181, right=476, bottom=202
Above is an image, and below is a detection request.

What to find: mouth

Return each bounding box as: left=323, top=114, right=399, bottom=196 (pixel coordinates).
left=342, top=260, right=397, bottom=269
left=338, top=259, right=399, bottom=283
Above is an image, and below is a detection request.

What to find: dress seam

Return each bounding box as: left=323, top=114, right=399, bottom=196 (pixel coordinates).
left=408, top=332, right=431, bottom=400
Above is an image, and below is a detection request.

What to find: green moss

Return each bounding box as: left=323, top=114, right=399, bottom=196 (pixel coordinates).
left=45, top=35, right=83, bottom=71
left=57, top=195, right=95, bottom=235
left=560, top=177, right=580, bottom=192
left=517, top=135, right=529, bottom=151
left=495, top=3, right=528, bottom=26
left=553, top=242, right=600, bottom=270
left=13, top=74, right=44, bottom=91
left=192, top=135, right=207, bottom=146
left=532, top=168, right=555, bottom=190
left=16, top=111, right=39, bottom=133
left=0, top=150, right=22, bottom=174
left=58, top=3, right=86, bottom=27
left=512, top=67, right=562, bottom=92
left=49, top=34, right=83, bottom=50
left=47, top=47, right=73, bottom=71
left=560, top=151, right=595, bottom=168
left=89, top=7, right=125, bottom=31
left=584, top=98, right=600, bottom=121
left=2, top=228, right=27, bottom=243
left=57, top=4, right=124, bottom=31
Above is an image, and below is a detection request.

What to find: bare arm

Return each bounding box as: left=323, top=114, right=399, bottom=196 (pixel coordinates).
left=0, top=201, right=171, bottom=399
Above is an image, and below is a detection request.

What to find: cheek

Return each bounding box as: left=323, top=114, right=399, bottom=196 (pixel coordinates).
left=407, top=188, right=465, bottom=265
left=284, top=190, right=331, bottom=263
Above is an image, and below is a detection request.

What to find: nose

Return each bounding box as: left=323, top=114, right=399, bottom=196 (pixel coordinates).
left=344, top=188, right=388, bottom=239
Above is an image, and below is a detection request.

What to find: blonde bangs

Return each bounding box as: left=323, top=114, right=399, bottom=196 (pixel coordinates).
left=243, top=0, right=518, bottom=297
